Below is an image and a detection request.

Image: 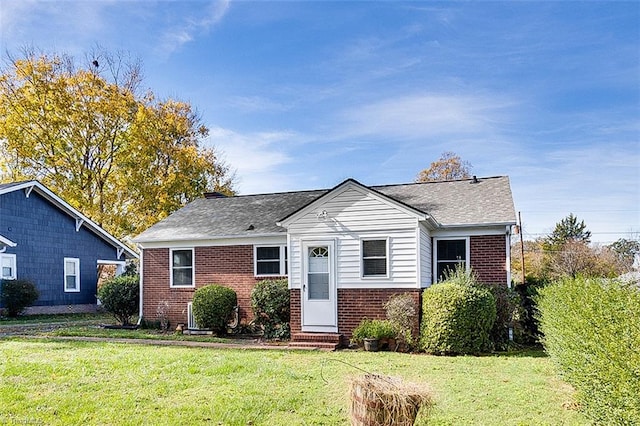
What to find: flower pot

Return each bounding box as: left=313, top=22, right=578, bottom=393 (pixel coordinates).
left=363, top=338, right=379, bottom=352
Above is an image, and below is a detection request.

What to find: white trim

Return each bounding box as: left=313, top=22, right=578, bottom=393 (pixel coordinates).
left=301, top=239, right=338, bottom=333
left=432, top=237, right=470, bottom=283
left=253, top=245, right=287, bottom=277
left=24, top=185, right=34, bottom=198
left=0, top=235, right=17, bottom=248
left=360, top=237, right=390, bottom=279
left=1, top=253, right=17, bottom=280
left=137, top=235, right=286, bottom=250
left=506, top=233, right=512, bottom=288
left=138, top=248, right=144, bottom=325
left=75, top=218, right=84, bottom=232
left=169, top=248, right=195, bottom=288
left=0, top=181, right=137, bottom=259
left=64, top=257, right=81, bottom=293
left=277, top=179, right=429, bottom=228
left=432, top=227, right=510, bottom=237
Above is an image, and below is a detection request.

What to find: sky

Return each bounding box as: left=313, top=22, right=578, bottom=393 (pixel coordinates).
left=0, top=0, right=638, bottom=243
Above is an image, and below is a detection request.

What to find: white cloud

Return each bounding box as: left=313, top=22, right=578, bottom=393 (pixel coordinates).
left=338, top=93, right=516, bottom=141
left=160, top=0, right=229, bottom=55
left=205, top=126, right=297, bottom=194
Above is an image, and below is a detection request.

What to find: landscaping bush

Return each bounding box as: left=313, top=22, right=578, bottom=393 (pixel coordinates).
left=537, top=277, right=640, bottom=424
left=351, top=318, right=397, bottom=344
left=192, top=284, right=237, bottom=334
left=384, top=293, right=418, bottom=349
left=251, top=279, right=290, bottom=339
left=515, top=276, right=548, bottom=344
left=482, top=283, right=522, bottom=351
left=0, top=279, right=39, bottom=317
left=420, top=269, right=496, bottom=354
left=98, top=275, right=139, bottom=325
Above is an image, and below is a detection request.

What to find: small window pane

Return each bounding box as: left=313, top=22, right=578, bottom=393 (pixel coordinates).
left=2, top=267, right=12, bottom=278
left=173, top=250, right=192, bottom=267
left=173, top=268, right=192, bottom=286
left=364, top=259, right=387, bottom=276
left=257, top=247, right=280, bottom=261
left=308, top=273, right=329, bottom=300
left=66, top=275, right=77, bottom=290
left=257, top=261, right=280, bottom=275
left=437, top=240, right=466, bottom=261
left=363, top=240, right=386, bottom=257
left=437, top=262, right=463, bottom=281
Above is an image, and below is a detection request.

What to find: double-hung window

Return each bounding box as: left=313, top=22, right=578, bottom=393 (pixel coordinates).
left=254, top=246, right=287, bottom=277
left=1, top=254, right=16, bottom=280
left=171, top=248, right=194, bottom=287
left=362, top=239, right=388, bottom=278
left=64, top=257, right=80, bottom=292
left=435, top=238, right=468, bottom=282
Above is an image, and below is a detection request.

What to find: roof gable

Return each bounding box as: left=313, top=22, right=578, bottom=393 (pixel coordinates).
left=0, top=181, right=137, bottom=259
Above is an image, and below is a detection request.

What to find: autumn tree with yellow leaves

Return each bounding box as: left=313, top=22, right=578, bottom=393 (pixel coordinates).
left=416, top=151, right=472, bottom=182
left=0, top=49, right=235, bottom=238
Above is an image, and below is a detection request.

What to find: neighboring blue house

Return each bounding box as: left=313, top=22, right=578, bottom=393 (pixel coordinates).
left=0, top=181, right=138, bottom=314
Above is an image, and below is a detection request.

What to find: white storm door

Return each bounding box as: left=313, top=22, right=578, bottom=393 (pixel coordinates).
left=301, top=241, right=337, bottom=332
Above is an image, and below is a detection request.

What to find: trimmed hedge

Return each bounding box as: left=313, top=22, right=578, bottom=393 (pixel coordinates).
left=420, top=275, right=496, bottom=355
left=192, top=284, right=237, bottom=333
left=0, top=279, right=39, bottom=317
left=251, top=279, right=290, bottom=339
left=537, top=277, right=640, bottom=424
left=98, top=275, right=139, bottom=325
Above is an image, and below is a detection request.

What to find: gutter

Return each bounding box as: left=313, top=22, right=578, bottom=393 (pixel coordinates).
left=136, top=246, right=144, bottom=326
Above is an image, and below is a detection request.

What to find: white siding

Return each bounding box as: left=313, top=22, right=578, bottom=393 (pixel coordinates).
left=287, top=185, right=421, bottom=289
left=419, top=224, right=432, bottom=288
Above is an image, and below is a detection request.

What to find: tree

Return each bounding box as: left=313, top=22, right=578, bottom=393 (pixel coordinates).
left=543, top=213, right=591, bottom=250
left=0, top=49, right=235, bottom=238
left=416, top=151, right=472, bottom=182
left=608, top=238, right=640, bottom=272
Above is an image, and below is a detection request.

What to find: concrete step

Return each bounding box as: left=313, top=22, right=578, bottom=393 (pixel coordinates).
left=291, top=332, right=342, bottom=344
left=287, top=341, right=340, bottom=351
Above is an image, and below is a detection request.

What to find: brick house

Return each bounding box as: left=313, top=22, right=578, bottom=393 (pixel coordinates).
left=134, top=177, right=516, bottom=347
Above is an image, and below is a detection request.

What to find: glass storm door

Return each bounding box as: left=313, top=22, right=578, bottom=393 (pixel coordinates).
left=302, top=242, right=337, bottom=332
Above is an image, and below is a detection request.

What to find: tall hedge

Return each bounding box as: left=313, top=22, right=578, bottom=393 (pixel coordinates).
left=251, top=279, right=290, bottom=339
left=192, top=284, right=237, bottom=334
left=420, top=277, right=496, bottom=355
left=0, top=279, right=39, bottom=317
left=98, top=275, right=139, bottom=325
left=537, top=277, right=640, bottom=424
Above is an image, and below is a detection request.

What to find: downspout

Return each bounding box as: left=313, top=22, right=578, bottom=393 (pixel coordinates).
left=506, top=225, right=514, bottom=342
left=136, top=246, right=144, bottom=326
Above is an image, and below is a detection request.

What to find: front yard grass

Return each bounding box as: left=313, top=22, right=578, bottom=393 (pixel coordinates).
left=0, top=338, right=586, bottom=425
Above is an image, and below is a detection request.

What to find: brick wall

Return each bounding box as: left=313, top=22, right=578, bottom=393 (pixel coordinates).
left=290, top=288, right=421, bottom=341
left=143, top=245, right=284, bottom=328
left=470, top=234, right=508, bottom=284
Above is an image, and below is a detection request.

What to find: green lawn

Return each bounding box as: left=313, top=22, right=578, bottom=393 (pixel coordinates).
left=0, top=338, right=586, bottom=425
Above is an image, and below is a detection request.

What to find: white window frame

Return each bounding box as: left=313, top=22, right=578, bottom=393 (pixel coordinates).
left=433, top=237, right=470, bottom=282
left=1, top=253, right=17, bottom=280
left=361, top=237, right=389, bottom=279
left=64, top=257, right=81, bottom=293
left=254, top=245, right=287, bottom=277
left=170, top=248, right=195, bottom=288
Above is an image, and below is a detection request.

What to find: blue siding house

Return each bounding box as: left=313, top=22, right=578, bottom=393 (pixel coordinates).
left=0, top=181, right=137, bottom=314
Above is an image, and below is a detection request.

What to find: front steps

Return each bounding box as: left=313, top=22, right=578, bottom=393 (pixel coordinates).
left=289, top=332, right=343, bottom=351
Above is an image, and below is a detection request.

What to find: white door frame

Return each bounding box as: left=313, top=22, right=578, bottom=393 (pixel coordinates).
left=301, top=239, right=338, bottom=333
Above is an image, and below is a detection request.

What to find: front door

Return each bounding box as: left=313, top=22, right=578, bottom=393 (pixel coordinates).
left=301, top=241, right=337, bottom=332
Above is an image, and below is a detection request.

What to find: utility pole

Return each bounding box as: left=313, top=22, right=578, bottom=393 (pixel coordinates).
left=518, top=211, right=526, bottom=285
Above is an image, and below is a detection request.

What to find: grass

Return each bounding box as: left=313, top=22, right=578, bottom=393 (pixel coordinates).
left=0, top=338, right=587, bottom=425
left=0, top=312, right=112, bottom=325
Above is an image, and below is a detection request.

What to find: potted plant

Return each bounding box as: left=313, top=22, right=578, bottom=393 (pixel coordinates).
left=351, top=318, right=397, bottom=352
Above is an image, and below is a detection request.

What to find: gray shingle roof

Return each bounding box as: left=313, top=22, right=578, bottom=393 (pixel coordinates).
left=134, top=176, right=515, bottom=243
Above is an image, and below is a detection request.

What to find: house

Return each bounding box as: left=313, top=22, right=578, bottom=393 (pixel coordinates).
left=0, top=181, right=138, bottom=314
left=134, top=176, right=516, bottom=346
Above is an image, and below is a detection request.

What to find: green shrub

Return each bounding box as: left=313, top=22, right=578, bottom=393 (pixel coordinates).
left=384, top=293, right=418, bottom=348
left=251, top=279, right=290, bottom=339
left=482, top=283, right=521, bottom=351
left=192, top=284, right=237, bottom=333
left=537, top=277, right=640, bottom=424
left=351, top=318, right=397, bottom=344
left=420, top=269, right=496, bottom=354
left=515, top=276, right=549, bottom=344
left=98, top=275, right=139, bottom=325
left=0, top=279, right=39, bottom=317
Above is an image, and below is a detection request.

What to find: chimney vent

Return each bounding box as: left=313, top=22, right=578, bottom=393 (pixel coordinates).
left=204, top=191, right=227, bottom=199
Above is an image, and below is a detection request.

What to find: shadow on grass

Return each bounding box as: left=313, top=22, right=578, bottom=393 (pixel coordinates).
left=491, top=345, right=547, bottom=358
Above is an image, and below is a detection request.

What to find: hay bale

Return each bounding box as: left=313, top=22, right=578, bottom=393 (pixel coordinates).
left=349, top=374, right=434, bottom=426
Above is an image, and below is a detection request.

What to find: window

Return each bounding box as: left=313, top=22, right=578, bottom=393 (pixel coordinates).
left=254, top=246, right=287, bottom=276
left=64, top=257, right=80, bottom=292
left=362, top=239, right=388, bottom=277
left=171, top=249, right=194, bottom=287
left=435, top=238, right=468, bottom=281
left=1, top=254, right=16, bottom=280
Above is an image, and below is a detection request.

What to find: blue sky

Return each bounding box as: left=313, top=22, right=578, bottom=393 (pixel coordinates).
left=1, top=1, right=638, bottom=243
